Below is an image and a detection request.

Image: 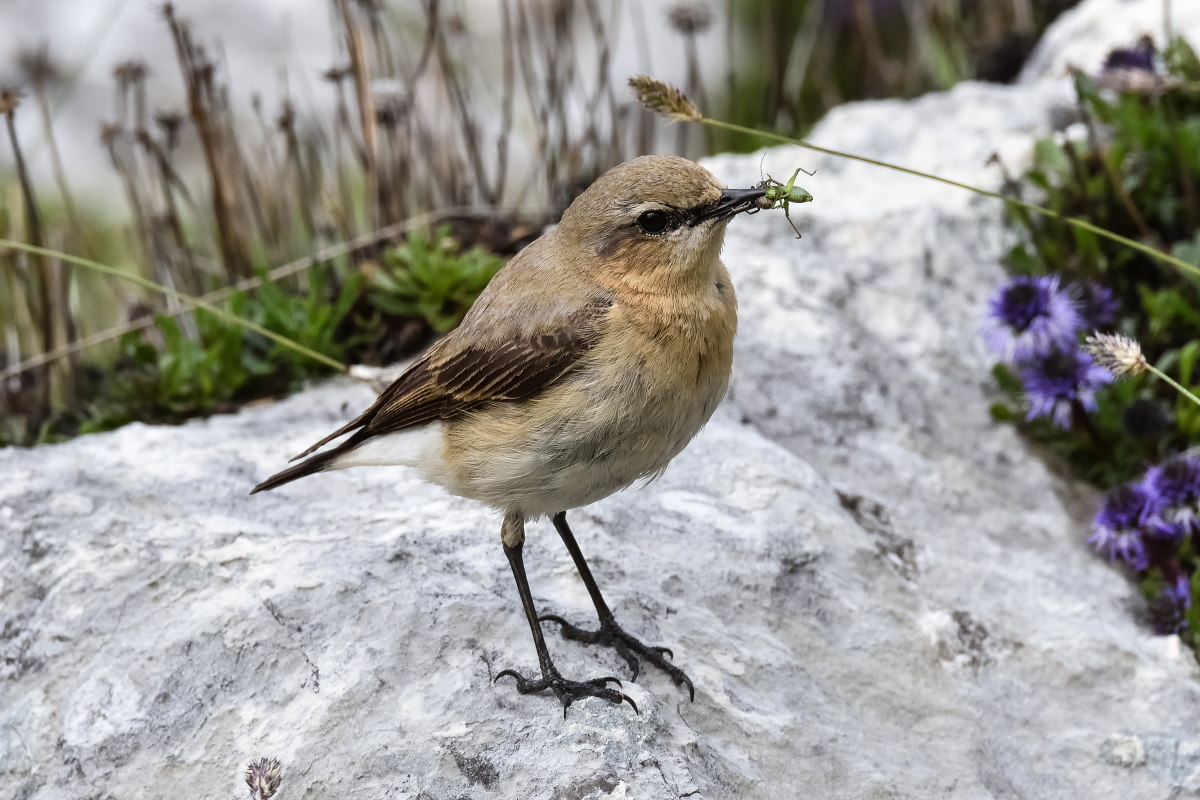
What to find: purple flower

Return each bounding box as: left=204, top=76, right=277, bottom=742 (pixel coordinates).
left=1021, top=347, right=1113, bottom=428
left=1151, top=573, right=1192, bottom=635
left=984, top=275, right=1082, bottom=361
left=1145, top=456, right=1200, bottom=541
left=1071, top=280, right=1120, bottom=329
left=1102, top=36, right=1157, bottom=74
left=1088, top=482, right=1156, bottom=569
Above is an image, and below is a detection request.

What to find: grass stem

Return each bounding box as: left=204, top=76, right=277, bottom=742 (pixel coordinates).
left=0, top=239, right=346, bottom=373
left=1147, top=364, right=1200, bottom=410
left=697, top=115, right=1200, bottom=281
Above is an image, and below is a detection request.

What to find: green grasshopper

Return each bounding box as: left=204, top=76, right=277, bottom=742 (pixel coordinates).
left=754, top=167, right=815, bottom=239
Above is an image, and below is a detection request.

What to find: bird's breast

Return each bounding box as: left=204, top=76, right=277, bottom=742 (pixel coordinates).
left=540, top=280, right=737, bottom=497
left=440, top=277, right=736, bottom=516
left=598, top=282, right=736, bottom=415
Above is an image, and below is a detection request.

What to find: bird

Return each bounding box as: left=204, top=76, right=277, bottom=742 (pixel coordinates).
left=251, top=155, right=767, bottom=714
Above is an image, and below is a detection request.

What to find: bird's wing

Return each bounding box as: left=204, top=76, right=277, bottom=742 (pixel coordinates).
left=364, top=305, right=606, bottom=434
left=289, top=300, right=609, bottom=461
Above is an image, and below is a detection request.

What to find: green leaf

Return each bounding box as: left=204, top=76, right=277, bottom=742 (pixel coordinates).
left=367, top=225, right=505, bottom=334
left=992, top=362, right=1023, bottom=395
left=989, top=403, right=1014, bottom=422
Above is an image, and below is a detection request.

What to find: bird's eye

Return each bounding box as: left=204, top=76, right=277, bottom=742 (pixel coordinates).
left=637, top=210, right=671, bottom=235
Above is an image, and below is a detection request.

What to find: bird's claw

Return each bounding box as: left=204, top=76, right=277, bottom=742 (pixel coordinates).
left=537, top=613, right=603, bottom=643
left=539, top=614, right=695, bottom=701
left=494, top=667, right=638, bottom=716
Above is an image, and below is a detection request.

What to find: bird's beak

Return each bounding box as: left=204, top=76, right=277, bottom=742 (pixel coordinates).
left=690, top=187, right=768, bottom=226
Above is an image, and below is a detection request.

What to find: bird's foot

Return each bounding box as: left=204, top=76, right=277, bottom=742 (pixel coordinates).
left=494, top=665, right=638, bottom=717
left=538, top=613, right=695, bottom=701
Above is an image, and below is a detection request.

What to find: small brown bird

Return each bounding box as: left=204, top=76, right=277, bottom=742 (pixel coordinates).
left=252, top=155, right=766, bottom=714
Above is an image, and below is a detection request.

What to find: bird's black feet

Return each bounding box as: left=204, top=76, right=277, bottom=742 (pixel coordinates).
left=539, top=613, right=695, bottom=701
left=495, top=665, right=638, bottom=717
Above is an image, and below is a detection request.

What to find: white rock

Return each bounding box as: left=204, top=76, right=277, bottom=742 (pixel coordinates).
left=1102, top=734, right=1148, bottom=768
left=1021, top=0, right=1200, bottom=81
left=4, top=1, right=1200, bottom=797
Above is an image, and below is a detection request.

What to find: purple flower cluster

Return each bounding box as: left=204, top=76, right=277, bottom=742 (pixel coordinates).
left=1153, top=574, right=1193, bottom=635
left=1020, top=348, right=1112, bottom=428
left=1145, top=458, right=1200, bottom=540
left=1088, top=455, right=1200, bottom=633
left=1088, top=482, right=1156, bottom=570
left=983, top=275, right=1080, bottom=361
left=983, top=275, right=1115, bottom=427
left=1102, top=36, right=1157, bottom=74
left=984, top=269, right=1194, bottom=634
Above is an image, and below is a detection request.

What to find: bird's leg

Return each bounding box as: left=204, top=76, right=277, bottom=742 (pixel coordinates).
left=493, top=512, right=638, bottom=716
left=538, top=512, right=695, bottom=701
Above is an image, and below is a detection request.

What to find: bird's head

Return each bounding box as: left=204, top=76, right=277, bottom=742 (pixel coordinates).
left=557, top=155, right=764, bottom=291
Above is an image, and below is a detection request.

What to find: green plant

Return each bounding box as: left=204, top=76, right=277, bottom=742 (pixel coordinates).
left=367, top=226, right=505, bottom=333
left=248, top=265, right=363, bottom=382
left=990, top=37, right=1200, bottom=485
left=0, top=260, right=360, bottom=444
left=972, top=36, right=1200, bottom=642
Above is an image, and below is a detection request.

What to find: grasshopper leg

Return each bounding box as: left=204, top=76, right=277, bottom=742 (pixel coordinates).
left=784, top=202, right=803, bottom=239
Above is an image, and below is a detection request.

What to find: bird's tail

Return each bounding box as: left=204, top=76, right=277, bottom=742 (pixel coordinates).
left=250, top=436, right=361, bottom=494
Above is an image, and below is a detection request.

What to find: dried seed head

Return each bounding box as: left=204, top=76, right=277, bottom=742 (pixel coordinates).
left=444, top=13, right=468, bottom=36
left=113, top=60, right=149, bottom=86
left=371, top=79, right=409, bottom=127
left=17, top=45, right=61, bottom=88
left=98, top=122, right=123, bottom=148
left=667, top=2, right=713, bottom=36
left=245, top=757, right=282, bottom=800
left=0, top=88, right=22, bottom=115
left=323, top=65, right=352, bottom=84
left=628, top=75, right=701, bottom=122
left=1084, top=331, right=1147, bottom=377
left=276, top=99, right=296, bottom=132
left=154, top=110, right=184, bottom=147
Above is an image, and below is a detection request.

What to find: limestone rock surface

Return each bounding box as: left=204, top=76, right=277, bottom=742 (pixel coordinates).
left=1020, top=0, right=1200, bottom=82
left=5, top=2, right=1200, bottom=798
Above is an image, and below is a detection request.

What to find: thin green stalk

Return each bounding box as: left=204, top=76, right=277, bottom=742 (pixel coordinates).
left=0, top=239, right=346, bottom=373
left=697, top=116, right=1200, bottom=281
left=1147, top=364, right=1200, bottom=410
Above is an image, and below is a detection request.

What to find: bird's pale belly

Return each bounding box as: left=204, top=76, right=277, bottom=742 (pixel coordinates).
left=438, top=322, right=734, bottom=518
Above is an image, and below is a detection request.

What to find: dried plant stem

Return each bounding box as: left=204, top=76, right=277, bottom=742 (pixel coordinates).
left=693, top=115, right=1200, bottom=281
left=676, top=30, right=701, bottom=155
left=494, top=0, right=517, bottom=203
left=852, top=0, right=890, bottom=92
left=5, top=105, right=55, bottom=416
left=31, top=85, right=82, bottom=399
left=165, top=5, right=253, bottom=278
left=0, top=240, right=346, bottom=372
left=339, top=0, right=378, bottom=229
left=31, top=87, right=82, bottom=238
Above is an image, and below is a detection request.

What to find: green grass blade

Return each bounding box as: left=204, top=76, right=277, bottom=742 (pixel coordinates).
left=0, top=238, right=347, bottom=372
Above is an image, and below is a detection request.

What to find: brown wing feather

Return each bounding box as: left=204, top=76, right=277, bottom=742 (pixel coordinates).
left=288, top=302, right=607, bottom=463
left=365, top=317, right=600, bottom=433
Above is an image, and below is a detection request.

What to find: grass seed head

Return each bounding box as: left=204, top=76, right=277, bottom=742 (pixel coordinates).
left=627, top=75, right=701, bottom=122
left=1084, top=331, right=1147, bottom=377
left=245, top=757, right=282, bottom=800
